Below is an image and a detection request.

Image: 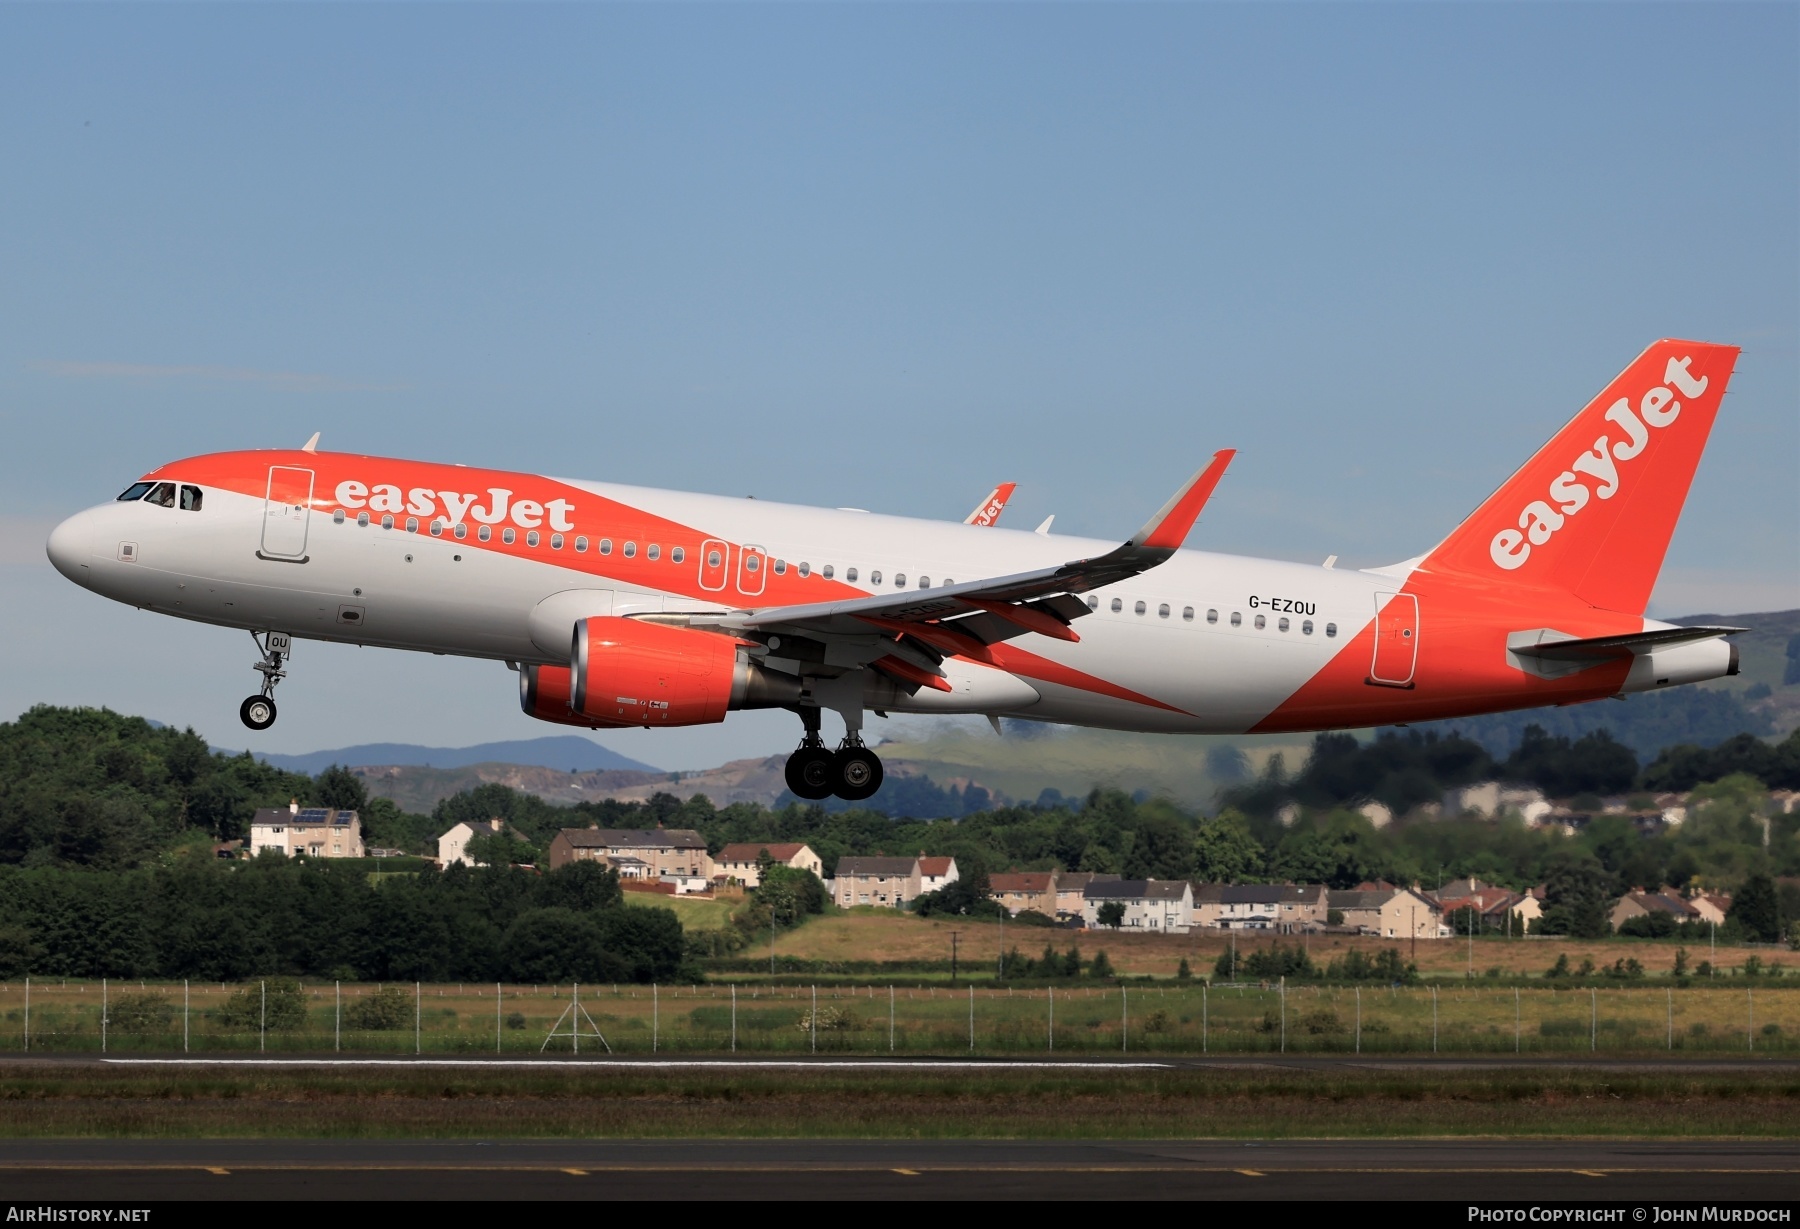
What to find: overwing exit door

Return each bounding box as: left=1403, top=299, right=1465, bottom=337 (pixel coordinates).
left=1368, top=592, right=1419, bottom=687
left=261, top=466, right=314, bottom=560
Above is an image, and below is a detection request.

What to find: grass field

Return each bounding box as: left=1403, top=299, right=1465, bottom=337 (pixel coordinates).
left=0, top=1062, right=1795, bottom=1139
left=747, top=910, right=1772, bottom=982
left=7, top=979, right=1800, bottom=1056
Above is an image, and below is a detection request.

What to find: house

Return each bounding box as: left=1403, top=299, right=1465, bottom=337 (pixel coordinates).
left=438, top=818, right=505, bottom=868
left=546, top=827, right=713, bottom=877
left=918, top=855, right=959, bottom=895
left=1328, top=886, right=1441, bottom=939
left=1192, top=883, right=1330, bottom=932
left=1055, top=872, right=1120, bottom=920
left=1443, top=782, right=1555, bottom=826
left=1610, top=889, right=1701, bottom=932
left=1082, top=879, right=1193, bottom=934
left=249, top=803, right=364, bottom=859
left=1427, top=878, right=1539, bottom=932
left=833, top=856, right=922, bottom=908
left=713, top=842, right=823, bottom=888
left=1689, top=893, right=1732, bottom=926
left=989, top=872, right=1058, bottom=917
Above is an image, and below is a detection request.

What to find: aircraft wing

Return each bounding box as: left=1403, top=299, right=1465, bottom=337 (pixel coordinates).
left=1507, top=625, right=1745, bottom=662
left=964, top=482, right=1017, bottom=526
left=693, top=450, right=1235, bottom=680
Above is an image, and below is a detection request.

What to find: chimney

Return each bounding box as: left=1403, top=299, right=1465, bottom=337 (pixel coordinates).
left=289, top=798, right=299, bottom=815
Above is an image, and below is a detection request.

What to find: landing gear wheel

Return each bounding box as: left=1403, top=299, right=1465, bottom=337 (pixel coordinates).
left=240, top=695, right=277, bottom=731
left=785, top=745, right=836, bottom=801
left=832, top=745, right=884, bottom=802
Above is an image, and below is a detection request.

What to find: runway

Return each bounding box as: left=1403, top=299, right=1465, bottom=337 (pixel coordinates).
left=0, top=1139, right=1792, bottom=1200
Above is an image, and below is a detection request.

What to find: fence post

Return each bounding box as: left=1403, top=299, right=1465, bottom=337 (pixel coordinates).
left=1279, top=977, right=1286, bottom=1054
left=1515, top=986, right=1521, bottom=1053
left=1667, top=987, right=1673, bottom=1051
left=260, top=980, right=266, bottom=1053
left=415, top=982, right=421, bottom=1055
left=184, top=979, right=190, bottom=1053
left=1202, top=982, right=1208, bottom=1054
left=967, top=984, right=973, bottom=1053
left=654, top=984, right=660, bottom=1053
left=889, top=985, right=895, bottom=1052
left=731, top=984, right=737, bottom=1054
left=1121, top=987, right=1127, bottom=1053
left=1355, top=986, right=1361, bottom=1054
left=1589, top=986, right=1597, bottom=1053
left=101, top=978, right=107, bottom=1054
left=496, top=983, right=501, bottom=1054
left=21, top=977, right=27, bottom=1052
left=1048, top=985, right=1054, bottom=1053
left=810, top=984, right=817, bottom=1054
left=1431, top=985, right=1438, bottom=1054
left=334, top=981, right=340, bottom=1053
left=1749, top=988, right=1754, bottom=1053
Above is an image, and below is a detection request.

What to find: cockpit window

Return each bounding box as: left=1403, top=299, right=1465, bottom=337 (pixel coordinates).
left=116, top=482, right=153, bottom=502
left=179, top=485, right=203, bottom=511
left=146, top=482, right=177, bottom=508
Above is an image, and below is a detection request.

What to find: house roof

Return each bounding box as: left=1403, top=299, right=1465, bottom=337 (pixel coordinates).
left=1085, top=879, right=1190, bottom=902
left=917, top=856, right=957, bottom=877
left=1329, top=888, right=1430, bottom=910
left=554, top=828, right=707, bottom=850
left=716, top=842, right=811, bottom=863
left=836, top=856, right=919, bottom=878
left=1057, top=872, right=1120, bottom=892
left=253, top=807, right=358, bottom=828
left=1625, top=891, right=1700, bottom=918
left=990, top=872, right=1055, bottom=894
left=1193, top=883, right=1325, bottom=905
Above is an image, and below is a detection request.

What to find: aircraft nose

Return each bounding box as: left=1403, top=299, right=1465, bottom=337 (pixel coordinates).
left=45, top=509, right=98, bottom=583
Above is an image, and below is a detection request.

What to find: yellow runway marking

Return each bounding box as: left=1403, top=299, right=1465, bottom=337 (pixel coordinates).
left=560, top=1168, right=587, bottom=1176
left=1573, top=1170, right=1607, bottom=1178
left=892, top=1168, right=919, bottom=1176
left=204, top=1167, right=229, bottom=1175
left=0, top=1164, right=1791, bottom=1176
left=1234, top=1168, right=1265, bottom=1177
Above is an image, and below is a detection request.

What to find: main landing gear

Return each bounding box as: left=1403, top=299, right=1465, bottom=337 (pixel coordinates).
left=784, top=706, right=884, bottom=803
left=239, top=631, right=290, bottom=731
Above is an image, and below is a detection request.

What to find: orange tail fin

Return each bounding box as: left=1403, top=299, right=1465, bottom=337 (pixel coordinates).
left=1421, top=339, right=1738, bottom=615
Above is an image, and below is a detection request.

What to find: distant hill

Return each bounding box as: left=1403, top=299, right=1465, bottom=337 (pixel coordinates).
left=222, top=735, right=661, bottom=776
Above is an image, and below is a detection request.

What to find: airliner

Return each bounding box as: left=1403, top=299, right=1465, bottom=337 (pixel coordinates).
left=46, top=340, right=1743, bottom=801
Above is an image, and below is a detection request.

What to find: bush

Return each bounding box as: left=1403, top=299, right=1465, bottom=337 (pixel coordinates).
left=108, top=992, right=172, bottom=1034
left=1301, top=1009, right=1346, bottom=1035
left=505, top=1012, right=527, bottom=1031
left=345, top=986, right=412, bottom=1031
left=1141, top=1009, right=1171, bottom=1035
left=215, top=980, right=307, bottom=1031
left=1088, top=951, right=1114, bottom=980
left=797, top=1006, right=862, bottom=1033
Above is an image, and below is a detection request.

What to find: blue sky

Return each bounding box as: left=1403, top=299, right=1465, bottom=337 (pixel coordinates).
left=1, top=4, right=1794, bottom=768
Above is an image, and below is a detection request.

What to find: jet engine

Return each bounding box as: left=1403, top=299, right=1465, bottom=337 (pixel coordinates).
left=544, top=616, right=800, bottom=728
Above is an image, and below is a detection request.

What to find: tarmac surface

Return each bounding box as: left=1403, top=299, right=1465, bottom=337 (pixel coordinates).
left=0, top=1138, right=1793, bottom=1200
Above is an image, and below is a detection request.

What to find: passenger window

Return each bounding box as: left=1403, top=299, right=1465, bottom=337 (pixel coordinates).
left=647, top=544, right=660, bottom=561
left=1087, top=596, right=1099, bottom=611
left=405, top=517, right=418, bottom=534
left=357, top=512, right=370, bottom=528
left=502, top=527, right=516, bottom=545
left=1110, top=598, right=1122, bottom=613
left=1206, top=609, right=1218, bottom=624
left=798, top=562, right=810, bottom=578
left=1254, top=614, right=1266, bottom=630
left=1302, top=619, right=1314, bottom=635
left=847, top=567, right=859, bottom=582
left=894, top=573, right=905, bottom=587
left=550, top=533, right=563, bottom=550
left=745, top=553, right=758, bottom=572
left=599, top=539, right=613, bottom=555
left=527, top=531, right=540, bottom=548
left=773, top=559, right=786, bottom=575
left=180, top=485, right=203, bottom=511
left=478, top=525, right=492, bottom=542
left=1325, top=622, right=1338, bottom=638
left=1278, top=617, right=1290, bottom=632
left=706, top=549, right=721, bottom=567
left=1134, top=601, right=1146, bottom=615
left=1230, top=611, right=1242, bottom=627
left=919, top=576, right=929, bottom=588
left=430, top=520, right=444, bottom=537
left=575, top=536, right=589, bottom=553
left=453, top=524, right=467, bottom=540
left=671, top=546, right=684, bottom=563
left=623, top=542, right=636, bottom=558
left=1159, top=604, right=1171, bottom=619
left=380, top=514, right=394, bottom=530
left=869, top=570, right=881, bottom=585
left=822, top=564, right=834, bottom=579
left=116, top=482, right=153, bottom=502
left=146, top=482, right=176, bottom=508
left=333, top=509, right=346, bottom=525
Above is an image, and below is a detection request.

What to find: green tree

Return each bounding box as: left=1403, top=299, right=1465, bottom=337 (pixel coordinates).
left=1539, top=852, right=1613, bottom=938
left=1097, top=900, right=1126, bottom=929
left=755, top=864, right=826, bottom=926
left=311, top=765, right=369, bottom=813
left=1192, top=809, right=1264, bottom=882
left=1088, top=950, right=1114, bottom=980
left=1730, top=873, right=1781, bottom=944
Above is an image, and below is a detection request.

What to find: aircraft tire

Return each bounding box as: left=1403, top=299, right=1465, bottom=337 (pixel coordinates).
left=240, top=695, right=277, bottom=731
left=832, top=747, right=883, bottom=802
left=785, top=746, right=836, bottom=801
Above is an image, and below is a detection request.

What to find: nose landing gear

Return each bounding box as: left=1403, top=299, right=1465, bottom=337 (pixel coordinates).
left=783, top=706, right=885, bottom=802
left=240, top=631, right=290, bottom=731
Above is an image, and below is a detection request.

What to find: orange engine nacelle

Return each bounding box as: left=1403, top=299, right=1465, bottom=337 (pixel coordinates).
left=557, top=616, right=799, bottom=728
left=518, top=661, right=606, bottom=729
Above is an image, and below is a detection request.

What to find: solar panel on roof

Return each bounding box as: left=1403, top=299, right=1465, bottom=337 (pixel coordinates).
left=297, top=809, right=330, bottom=822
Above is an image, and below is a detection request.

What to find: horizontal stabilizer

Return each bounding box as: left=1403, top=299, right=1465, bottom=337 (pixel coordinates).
left=1507, top=625, right=1744, bottom=663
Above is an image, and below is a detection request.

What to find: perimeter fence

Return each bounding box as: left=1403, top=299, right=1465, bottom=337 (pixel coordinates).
left=4, top=979, right=1800, bottom=1056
